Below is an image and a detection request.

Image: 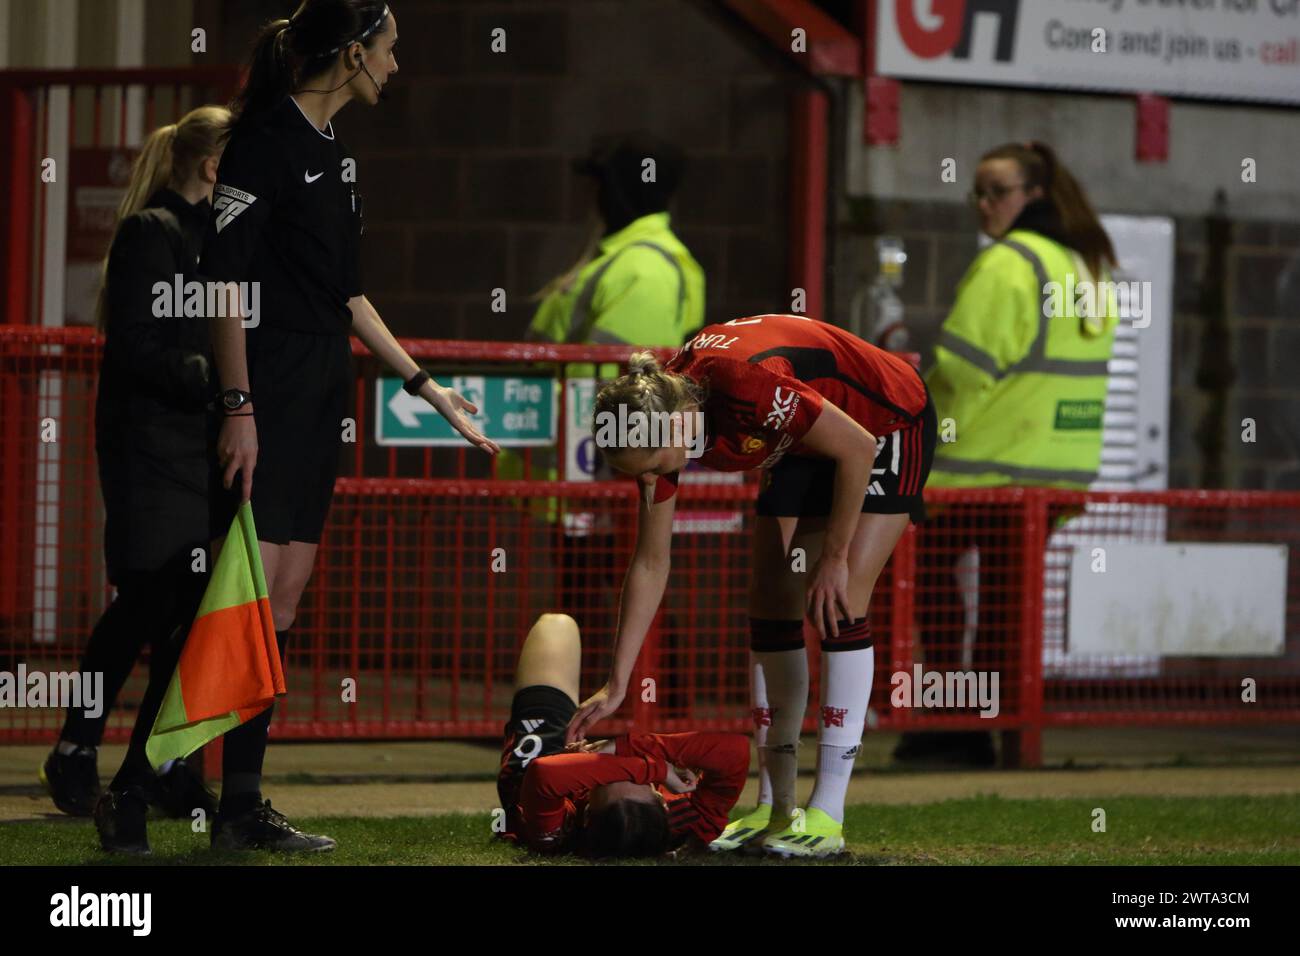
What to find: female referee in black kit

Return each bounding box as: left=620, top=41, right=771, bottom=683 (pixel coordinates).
left=202, top=0, right=499, bottom=852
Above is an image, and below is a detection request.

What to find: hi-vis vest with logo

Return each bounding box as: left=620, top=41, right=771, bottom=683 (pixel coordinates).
left=926, top=229, right=1118, bottom=489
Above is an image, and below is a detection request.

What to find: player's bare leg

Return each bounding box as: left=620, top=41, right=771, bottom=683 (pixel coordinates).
left=513, top=613, right=582, bottom=706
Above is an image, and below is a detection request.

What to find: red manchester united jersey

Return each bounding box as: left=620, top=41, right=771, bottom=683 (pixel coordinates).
left=511, top=732, right=750, bottom=852
left=652, top=314, right=927, bottom=503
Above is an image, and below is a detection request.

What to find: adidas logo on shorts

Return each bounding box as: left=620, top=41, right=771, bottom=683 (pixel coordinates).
left=520, top=718, right=544, bottom=733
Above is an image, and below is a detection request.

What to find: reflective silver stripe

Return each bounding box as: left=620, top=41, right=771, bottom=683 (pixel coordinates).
left=932, top=456, right=1097, bottom=484
left=999, top=237, right=1051, bottom=316
left=566, top=255, right=623, bottom=344
left=1030, top=357, right=1110, bottom=375
left=938, top=329, right=1002, bottom=379
left=565, top=241, right=685, bottom=344
left=628, top=241, right=686, bottom=333
left=997, top=237, right=1110, bottom=378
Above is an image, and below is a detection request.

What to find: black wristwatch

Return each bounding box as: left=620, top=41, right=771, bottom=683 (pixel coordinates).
left=403, top=369, right=431, bottom=395
left=220, top=388, right=254, bottom=413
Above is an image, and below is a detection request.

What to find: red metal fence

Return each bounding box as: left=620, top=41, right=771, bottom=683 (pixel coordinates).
left=2, top=327, right=1298, bottom=767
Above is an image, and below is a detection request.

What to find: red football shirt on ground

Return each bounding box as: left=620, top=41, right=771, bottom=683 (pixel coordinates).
left=511, top=731, right=750, bottom=852
left=651, top=314, right=928, bottom=502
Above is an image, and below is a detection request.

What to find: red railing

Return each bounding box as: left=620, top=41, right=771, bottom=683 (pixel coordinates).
left=2, top=327, right=1298, bottom=768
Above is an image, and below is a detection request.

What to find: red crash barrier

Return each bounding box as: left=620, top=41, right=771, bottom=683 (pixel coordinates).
left=1, top=327, right=1298, bottom=769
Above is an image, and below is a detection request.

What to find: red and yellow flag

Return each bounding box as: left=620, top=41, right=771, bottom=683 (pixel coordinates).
left=146, top=501, right=283, bottom=769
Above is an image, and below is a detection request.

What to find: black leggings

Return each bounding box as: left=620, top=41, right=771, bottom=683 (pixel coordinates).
left=61, top=554, right=209, bottom=790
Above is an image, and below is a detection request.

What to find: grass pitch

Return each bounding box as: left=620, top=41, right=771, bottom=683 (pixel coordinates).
left=2, top=793, right=1297, bottom=866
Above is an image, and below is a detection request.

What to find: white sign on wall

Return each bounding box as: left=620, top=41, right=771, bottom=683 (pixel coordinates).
left=1068, top=543, right=1288, bottom=657
left=876, top=0, right=1300, bottom=105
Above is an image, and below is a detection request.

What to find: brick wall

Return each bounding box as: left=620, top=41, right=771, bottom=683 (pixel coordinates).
left=831, top=198, right=1300, bottom=492
left=197, top=0, right=806, bottom=341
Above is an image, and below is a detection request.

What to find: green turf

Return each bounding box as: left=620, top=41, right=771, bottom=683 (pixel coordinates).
left=2, top=794, right=1298, bottom=866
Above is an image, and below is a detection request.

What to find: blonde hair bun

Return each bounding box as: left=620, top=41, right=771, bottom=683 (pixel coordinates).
left=627, top=350, right=661, bottom=377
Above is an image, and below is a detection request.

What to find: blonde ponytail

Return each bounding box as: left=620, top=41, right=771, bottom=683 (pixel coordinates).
left=95, top=105, right=230, bottom=330
left=116, top=123, right=177, bottom=227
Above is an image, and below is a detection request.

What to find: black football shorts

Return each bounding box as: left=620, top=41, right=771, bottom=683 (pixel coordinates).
left=496, top=684, right=579, bottom=824
left=756, top=390, right=937, bottom=524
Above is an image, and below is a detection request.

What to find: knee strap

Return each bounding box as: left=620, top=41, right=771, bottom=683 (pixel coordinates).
left=822, top=617, right=873, bottom=653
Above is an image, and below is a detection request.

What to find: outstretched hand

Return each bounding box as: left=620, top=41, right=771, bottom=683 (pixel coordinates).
left=565, top=682, right=625, bottom=745
left=427, top=384, right=501, bottom=455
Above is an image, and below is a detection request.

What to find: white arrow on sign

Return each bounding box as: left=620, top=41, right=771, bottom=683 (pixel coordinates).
left=387, top=388, right=435, bottom=428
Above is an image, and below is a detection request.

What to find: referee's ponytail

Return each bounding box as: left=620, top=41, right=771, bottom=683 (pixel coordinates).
left=229, top=0, right=390, bottom=130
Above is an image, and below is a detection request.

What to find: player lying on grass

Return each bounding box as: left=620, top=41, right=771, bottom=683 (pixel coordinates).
left=495, top=613, right=750, bottom=857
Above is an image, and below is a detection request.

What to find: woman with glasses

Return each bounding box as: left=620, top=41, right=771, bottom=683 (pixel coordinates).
left=896, top=140, right=1119, bottom=767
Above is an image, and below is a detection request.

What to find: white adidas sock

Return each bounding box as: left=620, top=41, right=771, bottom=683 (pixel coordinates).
left=756, top=647, right=808, bottom=820
left=808, top=644, right=874, bottom=823
left=750, top=652, right=773, bottom=807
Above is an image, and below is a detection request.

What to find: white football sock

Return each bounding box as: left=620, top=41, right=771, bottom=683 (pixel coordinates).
left=756, top=646, right=808, bottom=820
left=808, top=644, right=874, bottom=823
left=750, top=652, right=773, bottom=807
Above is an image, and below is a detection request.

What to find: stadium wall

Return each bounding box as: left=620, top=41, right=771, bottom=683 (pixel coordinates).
left=198, top=0, right=809, bottom=343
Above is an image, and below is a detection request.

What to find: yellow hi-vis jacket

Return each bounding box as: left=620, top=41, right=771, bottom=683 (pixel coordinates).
left=926, top=229, right=1118, bottom=489
left=528, top=211, right=705, bottom=355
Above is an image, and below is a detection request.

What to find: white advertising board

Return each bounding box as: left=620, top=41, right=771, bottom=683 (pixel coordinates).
left=876, top=0, right=1300, bottom=105
left=1067, top=542, right=1288, bottom=656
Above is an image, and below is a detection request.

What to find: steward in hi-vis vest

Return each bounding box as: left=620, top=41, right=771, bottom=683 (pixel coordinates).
left=528, top=209, right=704, bottom=351
left=502, top=133, right=705, bottom=500
left=926, top=208, right=1118, bottom=489
left=898, top=141, right=1121, bottom=771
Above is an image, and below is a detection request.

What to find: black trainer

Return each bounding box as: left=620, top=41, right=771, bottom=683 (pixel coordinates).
left=154, top=759, right=219, bottom=820
left=210, top=800, right=336, bottom=853
left=93, top=788, right=151, bottom=855
left=40, top=746, right=101, bottom=817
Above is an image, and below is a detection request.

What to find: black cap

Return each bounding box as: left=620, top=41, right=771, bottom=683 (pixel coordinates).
left=573, top=132, right=685, bottom=228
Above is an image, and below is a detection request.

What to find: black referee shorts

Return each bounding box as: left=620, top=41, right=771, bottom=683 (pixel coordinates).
left=756, top=390, right=938, bottom=524
left=209, top=325, right=352, bottom=545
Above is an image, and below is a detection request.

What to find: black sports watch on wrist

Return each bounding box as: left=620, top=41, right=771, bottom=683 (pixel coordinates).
left=403, top=369, right=431, bottom=396
left=220, top=388, right=254, bottom=413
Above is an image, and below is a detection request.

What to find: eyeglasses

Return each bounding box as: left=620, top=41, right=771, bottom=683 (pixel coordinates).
left=968, top=182, right=1026, bottom=205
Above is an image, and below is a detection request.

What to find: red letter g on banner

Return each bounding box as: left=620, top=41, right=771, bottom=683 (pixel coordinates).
left=895, top=0, right=965, bottom=59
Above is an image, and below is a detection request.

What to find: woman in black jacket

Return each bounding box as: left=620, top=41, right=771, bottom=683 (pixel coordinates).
left=41, top=106, right=229, bottom=852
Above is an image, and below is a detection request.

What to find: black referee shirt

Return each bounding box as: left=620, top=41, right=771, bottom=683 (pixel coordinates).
left=201, top=96, right=363, bottom=335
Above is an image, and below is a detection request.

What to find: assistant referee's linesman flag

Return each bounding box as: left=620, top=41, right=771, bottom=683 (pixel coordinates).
left=145, top=502, right=284, bottom=769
